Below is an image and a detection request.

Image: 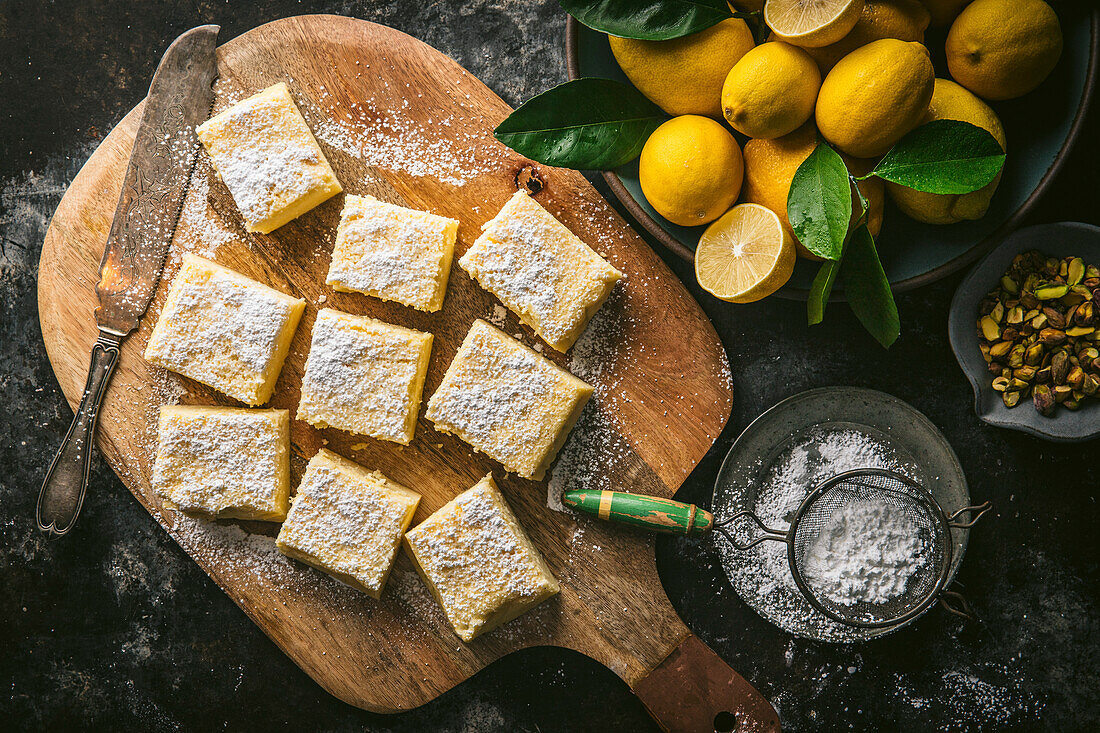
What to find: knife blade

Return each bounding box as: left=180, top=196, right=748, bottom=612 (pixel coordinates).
left=37, top=25, right=219, bottom=536
left=96, top=24, right=220, bottom=335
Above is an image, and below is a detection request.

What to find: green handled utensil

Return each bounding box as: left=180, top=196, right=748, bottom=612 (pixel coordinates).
left=562, top=490, right=714, bottom=536
left=564, top=470, right=992, bottom=630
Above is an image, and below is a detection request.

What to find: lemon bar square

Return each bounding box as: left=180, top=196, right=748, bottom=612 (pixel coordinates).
left=276, top=449, right=420, bottom=598
left=425, top=320, right=593, bottom=480
left=458, top=190, right=622, bottom=352
left=404, top=474, right=559, bottom=642
left=143, top=254, right=306, bottom=406
left=197, top=82, right=343, bottom=234
left=297, top=308, right=433, bottom=445
left=151, top=405, right=290, bottom=521
left=327, top=194, right=459, bottom=312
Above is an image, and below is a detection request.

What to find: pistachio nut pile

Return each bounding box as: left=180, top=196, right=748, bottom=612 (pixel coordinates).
left=978, top=251, right=1100, bottom=416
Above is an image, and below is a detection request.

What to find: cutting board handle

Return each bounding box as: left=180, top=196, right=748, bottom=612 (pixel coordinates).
left=632, top=635, right=780, bottom=733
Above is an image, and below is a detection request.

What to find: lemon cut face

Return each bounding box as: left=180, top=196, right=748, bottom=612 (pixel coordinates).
left=694, top=203, right=795, bottom=303
left=765, top=0, right=865, bottom=48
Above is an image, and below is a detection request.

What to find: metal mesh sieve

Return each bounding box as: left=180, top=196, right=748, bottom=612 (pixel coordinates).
left=718, top=468, right=990, bottom=629
left=786, top=469, right=952, bottom=628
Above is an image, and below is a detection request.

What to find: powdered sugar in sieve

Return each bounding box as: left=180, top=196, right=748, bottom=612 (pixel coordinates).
left=714, top=423, right=923, bottom=642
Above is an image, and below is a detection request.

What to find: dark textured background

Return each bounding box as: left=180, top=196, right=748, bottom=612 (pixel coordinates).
left=2, top=1, right=1098, bottom=730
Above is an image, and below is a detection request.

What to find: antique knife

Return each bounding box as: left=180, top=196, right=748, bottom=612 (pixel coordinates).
left=37, top=25, right=219, bottom=536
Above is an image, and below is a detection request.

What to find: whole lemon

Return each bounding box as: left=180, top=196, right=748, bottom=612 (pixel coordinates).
left=946, top=0, right=1062, bottom=101
left=639, top=116, right=744, bottom=227
left=740, top=123, right=883, bottom=260
left=609, top=19, right=755, bottom=118
left=921, top=0, right=971, bottom=27
left=722, top=42, right=821, bottom=139
left=815, top=38, right=934, bottom=158
left=887, top=79, right=1005, bottom=224
left=801, top=0, right=931, bottom=73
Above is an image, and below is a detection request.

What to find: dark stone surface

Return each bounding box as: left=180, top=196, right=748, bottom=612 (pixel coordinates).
left=1, top=1, right=1097, bottom=730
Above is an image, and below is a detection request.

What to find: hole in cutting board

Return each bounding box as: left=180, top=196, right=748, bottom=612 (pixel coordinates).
left=713, top=710, right=738, bottom=732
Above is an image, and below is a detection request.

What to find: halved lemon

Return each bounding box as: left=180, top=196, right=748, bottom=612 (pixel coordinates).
left=694, top=203, right=796, bottom=303
left=764, top=0, right=865, bottom=48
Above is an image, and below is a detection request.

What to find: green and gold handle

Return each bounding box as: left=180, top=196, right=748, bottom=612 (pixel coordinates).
left=562, top=490, right=714, bottom=536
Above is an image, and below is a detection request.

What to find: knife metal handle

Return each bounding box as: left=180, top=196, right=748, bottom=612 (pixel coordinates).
left=37, top=330, right=123, bottom=535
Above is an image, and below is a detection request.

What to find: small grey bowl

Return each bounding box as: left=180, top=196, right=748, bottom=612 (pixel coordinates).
left=949, top=221, right=1100, bottom=442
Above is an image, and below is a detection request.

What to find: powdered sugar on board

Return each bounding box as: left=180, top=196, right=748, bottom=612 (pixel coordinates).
left=172, top=150, right=247, bottom=264
left=547, top=289, right=635, bottom=512
left=304, top=92, right=494, bottom=188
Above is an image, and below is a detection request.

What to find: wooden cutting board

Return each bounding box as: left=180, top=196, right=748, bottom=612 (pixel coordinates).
left=38, top=15, right=778, bottom=732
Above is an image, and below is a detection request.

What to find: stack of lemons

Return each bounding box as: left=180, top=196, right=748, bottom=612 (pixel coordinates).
left=612, top=0, right=1062, bottom=302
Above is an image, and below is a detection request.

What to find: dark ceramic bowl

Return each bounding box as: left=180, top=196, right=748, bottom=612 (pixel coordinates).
left=948, top=222, right=1100, bottom=442
left=565, top=7, right=1099, bottom=298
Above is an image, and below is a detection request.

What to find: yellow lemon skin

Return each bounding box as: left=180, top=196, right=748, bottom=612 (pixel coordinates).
left=921, top=0, right=971, bottom=27
left=639, top=116, right=744, bottom=228
left=766, top=0, right=866, bottom=48
left=608, top=19, right=755, bottom=118
left=946, top=0, right=1062, bottom=101
left=722, top=42, right=821, bottom=139
left=887, top=78, right=1006, bottom=224
left=739, top=123, right=883, bottom=260
left=816, top=38, right=934, bottom=158
left=801, top=0, right=931, bottom=73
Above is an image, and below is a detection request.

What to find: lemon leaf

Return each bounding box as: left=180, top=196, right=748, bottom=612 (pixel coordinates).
left=494, top=79, right=665, bottom=170
left=560, top=0, right=734, bottom=40
left=850, top=173, right=869, bottom=228
left=842, top=226, right=900, bottom=348
left=808, top=258, right=842, bottom=326
left=871, top=119, right=1006, bottom=194
left=787, top=142, right=852, bottom=262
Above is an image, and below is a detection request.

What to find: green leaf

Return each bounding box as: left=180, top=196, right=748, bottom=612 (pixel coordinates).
left=787, top=142, right=852, bottom=262
left=560, top=0, right=733, bottom=40
left=808, top=259, right=842, bottom=326
left=842, top=226, right=900, bottom=348
left=494, top=79, right=665, bottom=170
left=871, top=119, right=1006, bottom=194
left=851, top=174, right=869, bottom=227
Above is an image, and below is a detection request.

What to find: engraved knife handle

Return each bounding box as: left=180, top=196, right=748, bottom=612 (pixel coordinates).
left=37, top=330, right=123, bottom=535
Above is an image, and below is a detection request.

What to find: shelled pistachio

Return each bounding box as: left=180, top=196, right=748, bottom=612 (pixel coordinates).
left=977, top=250, right=1100, bottom=417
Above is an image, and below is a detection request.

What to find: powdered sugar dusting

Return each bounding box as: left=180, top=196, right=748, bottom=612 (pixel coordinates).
left=144, top=257, right=297, bottom=402
left=405, top=478, right=556, bottom=640
left=459, top=191, right=622, bottom=349
left=151, top=407, right=284, bottom=517
left=277, top=459, right=413, bottom=593
left=326, top=194, right=455, bottom=311
left=716, top=425, right=920, bottom=642
left=802, top=499, right=931, bottom=606
left=170, top=516, right=305, bottom=590
left=173, top=151, right=246, bottom=264
left=297, top=309, right=428, bottom=443
left=308, top=103, right=486, bottom=188
left=426, top=321, right=579, bottom=477
left=546, top=407, right=633, bottom=513
left=549, top=295, right=634, bottom=511
left=198, top=85, right=333, bottom=227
